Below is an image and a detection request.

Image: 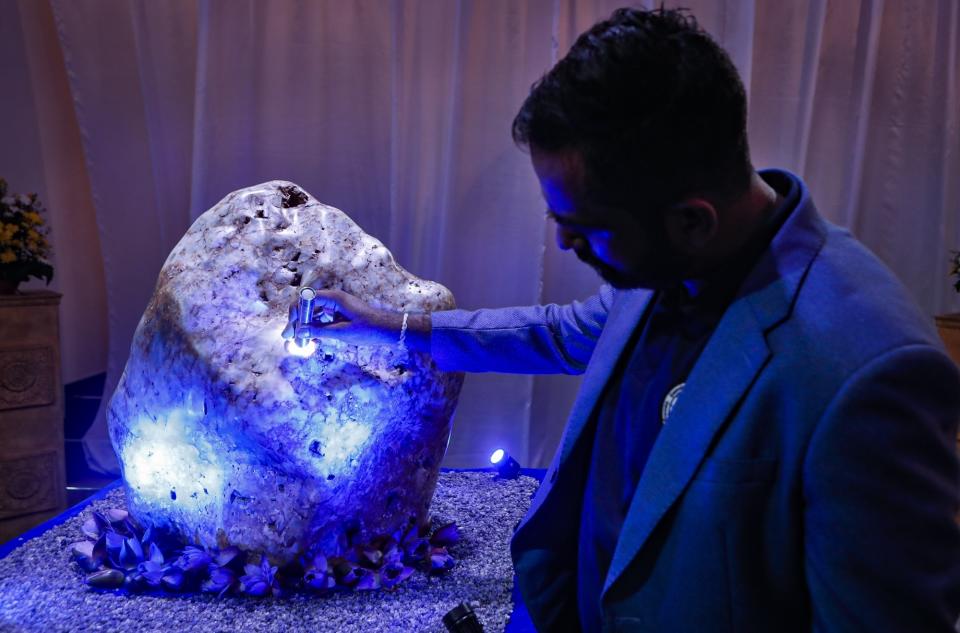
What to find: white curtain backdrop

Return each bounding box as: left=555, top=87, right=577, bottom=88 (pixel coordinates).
left=2, top=0, right=957, bottom=473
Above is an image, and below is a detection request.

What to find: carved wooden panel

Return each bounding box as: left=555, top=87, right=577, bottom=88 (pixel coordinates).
left=0, top=346, right=54, bottom=411
left=0, top=452, right=58, bottom=518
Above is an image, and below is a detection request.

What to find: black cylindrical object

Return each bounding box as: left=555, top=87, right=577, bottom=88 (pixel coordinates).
left=443, top=602, right=485, bottom=633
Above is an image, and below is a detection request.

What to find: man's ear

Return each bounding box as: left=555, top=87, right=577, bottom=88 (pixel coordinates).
left=663, top=198, right=719, bottom=253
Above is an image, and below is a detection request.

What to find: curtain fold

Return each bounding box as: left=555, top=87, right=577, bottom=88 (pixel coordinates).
left=2, top=0, right=955, bottom=472
left=0, top=0, right=107, bottom=390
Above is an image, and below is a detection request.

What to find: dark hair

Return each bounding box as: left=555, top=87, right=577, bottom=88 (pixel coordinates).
left=512, top=7, right=752, bottom=212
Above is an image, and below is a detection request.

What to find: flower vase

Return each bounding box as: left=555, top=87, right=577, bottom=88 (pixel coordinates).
left=0, top=279, right=19, bottom=295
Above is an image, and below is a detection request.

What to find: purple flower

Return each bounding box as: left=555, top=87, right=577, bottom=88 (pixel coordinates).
left=104, top=509, right=136, bottom=536
left=428, top=547, right=455, bottom=574
left=393, top=517, right=428, bottom=549
left=81, top=515, right=103, bottom=540
left=303, top=555, right=335, bottom=592
left=70, top=540, right=101, bottom=572
left=330, top=557, right=360, bottom=588
left=213, top=546, right=247, bottom=572
left=354, top=567, right=380, bottom=591
left=174, top=546, right=212, bottom=575
left=201, top=564, right=237, bottom=597
left=140, top=525, right=179, bottom=553
left=132, top=560, right=166, bottom=588
left=239, top=558, right=280, bottom=598
left=118, top=542, right=163, bottom=592
left=117, top=536, right=145, bottom=570
left=403, top=537, right=431, bottom=567
left=91, top=534, right=107, bottom=566
left=382, top=543, right=403, bottom=566
left=102, top=532, right=126, bottom=568
left=356, top=546, right=383, bottom=569
left=75, top=505, right=459, bottom=597
left=276, top=559, right=305, bottom=591
left=105, top=530, right=125, bottom=550
left=430, top=522, right=460, bottom=547
left=83, top=508, right=137, bottom=538
left=90, top=510, right=110, bottom=532
left=239, top=570, right=269, bottom=597
left=161, top=567, right=185, bottom=592
left=368, top=534, right=398, bottom=552
left=380, top=558, right=414, bottom=589
left=147, top=542, right=164, bottom=565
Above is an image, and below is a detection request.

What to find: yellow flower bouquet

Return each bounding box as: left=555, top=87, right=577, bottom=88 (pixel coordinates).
left=0, top=178, right=53, bottom=287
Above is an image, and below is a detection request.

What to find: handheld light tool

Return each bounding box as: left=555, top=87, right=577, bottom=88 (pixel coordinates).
left=296, top=286, right=317, bottom=348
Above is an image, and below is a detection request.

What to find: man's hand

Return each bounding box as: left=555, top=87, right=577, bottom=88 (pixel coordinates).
left=281, top=289, right=431, bottom=352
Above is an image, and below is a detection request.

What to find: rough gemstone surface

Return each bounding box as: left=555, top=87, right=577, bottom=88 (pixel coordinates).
left=107, top=181, right=463, bottom=563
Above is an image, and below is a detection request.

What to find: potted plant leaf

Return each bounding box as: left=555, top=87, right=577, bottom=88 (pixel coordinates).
left=0, top=178, right=54, bottom=294
left=934, top=251, right=960, bottom=367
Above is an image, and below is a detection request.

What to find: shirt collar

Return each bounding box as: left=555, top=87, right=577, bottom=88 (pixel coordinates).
left=669, top=171, right=802, bottom=313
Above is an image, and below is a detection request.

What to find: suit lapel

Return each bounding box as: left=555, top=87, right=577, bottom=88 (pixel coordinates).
left=602, top=299, right=770, bottom=596
left=513, top=287, right=654, bottom=542
left=557, top=288, right=654, bottom=464
left=601, top=178, right=829, bottom=597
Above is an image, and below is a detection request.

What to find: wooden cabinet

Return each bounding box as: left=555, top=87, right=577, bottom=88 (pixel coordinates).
left=936, top=314, right=960, bottom=368
left=935, top=314, right=960, bottom=453
left=0, top=291, right=66, bottom=544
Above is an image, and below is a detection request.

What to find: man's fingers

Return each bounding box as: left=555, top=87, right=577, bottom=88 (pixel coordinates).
left=316, top=321, right=351, bottom=332
left=293, top=320, right=354, bottom=341
left=283, top=289, right=371, bottom=346
left=313, top=289, right=361, bottom=320
left=282, top=303, right=299, bottom=339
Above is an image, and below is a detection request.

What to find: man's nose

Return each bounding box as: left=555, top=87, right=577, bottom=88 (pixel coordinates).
left=556, top=225, right=584, bottom=251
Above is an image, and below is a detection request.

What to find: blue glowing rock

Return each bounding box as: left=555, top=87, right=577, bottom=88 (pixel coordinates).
left=107, top=181, right=463, bottom=564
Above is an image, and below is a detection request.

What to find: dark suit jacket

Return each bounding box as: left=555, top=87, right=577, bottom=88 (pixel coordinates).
left=431, top=170, right=960, bottom=632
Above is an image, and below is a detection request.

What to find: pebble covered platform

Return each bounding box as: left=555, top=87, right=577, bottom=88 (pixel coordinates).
left=0, top=471, right=538, bottom=633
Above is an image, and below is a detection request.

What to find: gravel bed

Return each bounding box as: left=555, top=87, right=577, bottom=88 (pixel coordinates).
left=0, top=471, right=539, bottom=633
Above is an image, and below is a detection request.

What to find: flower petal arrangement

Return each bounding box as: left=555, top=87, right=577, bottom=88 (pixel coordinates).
left=0, top=178, right=53, bottom=286
left=70, top=508, right=459, bottom=597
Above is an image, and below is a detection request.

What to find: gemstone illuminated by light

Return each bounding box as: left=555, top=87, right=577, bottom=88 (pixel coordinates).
left=490, top=449, right=505, bottom=464
left=122, top=409, right=224, bottom=517
left=318, top=420, right=371, bottom=466
left=286, top=339, right=317, bottom=358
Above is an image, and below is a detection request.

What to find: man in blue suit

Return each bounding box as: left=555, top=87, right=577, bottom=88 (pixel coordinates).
left=287, top=7, right=960, bottom=631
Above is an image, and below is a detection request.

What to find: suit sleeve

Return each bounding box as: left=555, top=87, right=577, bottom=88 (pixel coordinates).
left=428, top=285, right=616, bottom=374
left=803, top=344, right=960, bottom=632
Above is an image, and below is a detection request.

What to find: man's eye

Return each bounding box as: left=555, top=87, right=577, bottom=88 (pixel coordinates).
left=545, top=209, right=606, bottom=234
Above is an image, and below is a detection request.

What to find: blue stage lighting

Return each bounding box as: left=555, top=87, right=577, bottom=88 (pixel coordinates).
left=489, top=448, right=520, bottom=479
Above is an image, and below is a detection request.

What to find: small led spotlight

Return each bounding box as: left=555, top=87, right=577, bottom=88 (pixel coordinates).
left=443, top=602, right=485, bottom=633
left=489, top=448, right=520, bottom=480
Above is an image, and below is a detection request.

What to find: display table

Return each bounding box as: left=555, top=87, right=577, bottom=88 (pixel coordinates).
left=0, top=291, right=66, bottom=545
left=0, top=468, right=543, bottom=633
